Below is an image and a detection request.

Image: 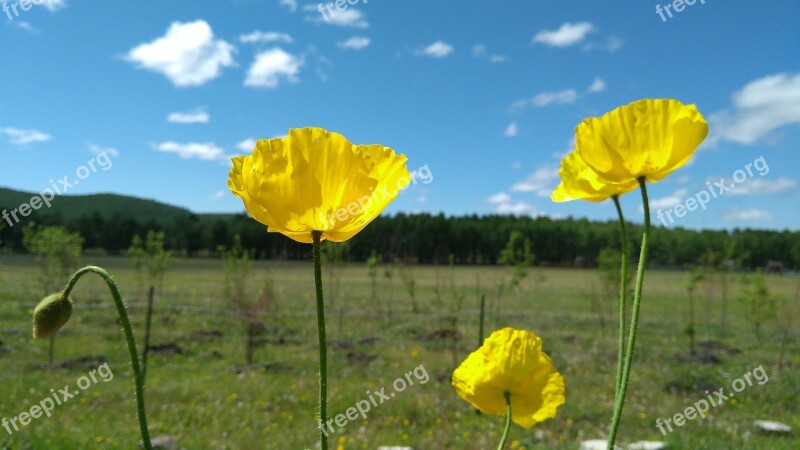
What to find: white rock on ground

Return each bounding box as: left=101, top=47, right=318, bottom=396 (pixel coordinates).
left=754, top=419, right=792, bottom=433
left=628, top=441, right=668, bottom=450
left=149, top=436, right=177, bottom=450
left=581, top=440, right=622, bottom=450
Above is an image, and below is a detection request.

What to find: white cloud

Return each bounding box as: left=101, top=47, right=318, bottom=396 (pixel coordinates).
left=511, top=162, right=522, bottom=170
left=533, top=22, right=594, bottom=47
left=236, top=138, right=257, bottom=152
left=504, top=122, right=518, bottom=137
left=240, top=31, right=293, bottom=44
left=472, top=45, right=486, bottom=58
left=416, top=41, right=454, bottom=58
left=648, top=188, right=689, bottom=212
left=337, top=36, right=370, bottom=50
left=587, top=78, right=606, bottom=93
left=211, top=190, right=226, bottom=200
left=88, top=144, right=120, bottom=157
left=167, top=109, right=210, bottom=124
left=709, top=73, right=800, bottom=146
left=156, top=142, right=226, bottom=161
left=496, top=201, right=536, bottom=216
left=489, top=55, right=508, bottom=63
left=125, top=21, right=235, bottom=87
left=488, top=192, right=511, bottom=204
left=510, top=166, right=559, bottom=197
left=727, top=177, right=798, bottom=196
left=308, top=8, right=369, bottom=28
left=723, top=208, right=773, bottom=222
left=1, top=127, right=52, bottom=145
left=245, top=48, right=303, bottom=88
left=279, top=0, right=297, bottom=12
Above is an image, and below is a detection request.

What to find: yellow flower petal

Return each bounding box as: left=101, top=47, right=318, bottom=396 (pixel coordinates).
left=552, top=151, right=638, bottom=202
left=227, top=127, right=410, bottom=243
left=452, top=328, right=565, bottom=429
left=576, top=98, right=708, bottom=184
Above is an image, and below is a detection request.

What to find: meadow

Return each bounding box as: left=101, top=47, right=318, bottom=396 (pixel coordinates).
left=0, top=254, right=797, bottom=449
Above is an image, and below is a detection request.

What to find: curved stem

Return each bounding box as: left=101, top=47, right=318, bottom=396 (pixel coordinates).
left=62, top=266, right=152, bottom=450
left=612, top=196, right=629, bottom=398
left=312, top=231, right=329, bottom=450
left=497, top=391, right=512, bottom=450
left=607, top=179, right=650, bottom=448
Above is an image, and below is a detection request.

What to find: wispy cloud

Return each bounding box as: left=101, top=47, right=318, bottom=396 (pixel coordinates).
left=41, top=0, right=66, bottom=11
left=510, top=166, right=559, bottom=197
left=88, top=143, right=120, bottom=157
left=723, top=208, right=773, bottom=222
left=244, top=48, right=303, bottom=89
left=239, top=31, right=293, bottom=44
left=709, top=72, right=800, bottom=146
left=236, top=139, right=257, bottom=152
left=416, top=41, right=454, bottom=58
left=726, top=177, right=798, bottom=196
left=279, top=0, right=297, bottom=13
left=533, top=22, right=595, bottom=47
left=16, top=21, right=40, bottom=34
left=1, top=127, right=52, bottom=146
left=472, top=44, right=507, bottom=63
left=509, top=89, right=579, bottom=112
left=337, top=36, right=371, bottom=50
left=504, top=122, right=518, bottom=137
left=583, top=35, right=624, bottom=53
left=587, top=78, right=607, bottom=93
left=124, top=20, right=235, bottom=87
left=167, top=109, right=210, bottom=124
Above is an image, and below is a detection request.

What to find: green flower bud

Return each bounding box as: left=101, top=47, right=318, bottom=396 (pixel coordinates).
left=33, top=293, right=73, bottom=339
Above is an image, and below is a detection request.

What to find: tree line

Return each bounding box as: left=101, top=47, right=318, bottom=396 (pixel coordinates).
left=1, top=210, right=799, bottom=269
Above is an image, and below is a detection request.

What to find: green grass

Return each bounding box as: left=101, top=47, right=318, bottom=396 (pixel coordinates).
left=1, top=255, right=798, bottom=449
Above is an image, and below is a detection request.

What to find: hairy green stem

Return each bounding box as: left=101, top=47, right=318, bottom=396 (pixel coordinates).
left=62, top=266, right=152, bottom=450
left=612, top=196, right=628, bottom=398
left=607, top=179, right=649, bottom=449
left=497, top=391, right=512, bottom=450
left=312, top=231, right=329, bottom=450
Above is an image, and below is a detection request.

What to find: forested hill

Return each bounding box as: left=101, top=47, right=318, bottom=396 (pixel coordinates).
left=1, top=187, right=798, bottom=269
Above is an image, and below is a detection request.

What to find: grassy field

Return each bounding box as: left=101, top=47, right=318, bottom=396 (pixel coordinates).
left=1, top=254, right=798, bottom=449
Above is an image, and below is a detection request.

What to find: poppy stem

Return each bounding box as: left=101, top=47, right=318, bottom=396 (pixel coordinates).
left=608, top=178, right=650, bottom=448
left=612, top=196, right=629, bottom=399
left=61, top=266, right=152, bottom=450
left=497, top=391, right=512, bottom=450
left=312, top=231, right=329, bottom=450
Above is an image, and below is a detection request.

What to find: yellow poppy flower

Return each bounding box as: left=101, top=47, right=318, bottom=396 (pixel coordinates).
left=452, top=328, right=565, bottom=428
left=228, top=127, right=410, bottom=243
left=575, top=98, right=708, bottom=183
left=552, top=151, right=638, bottom=202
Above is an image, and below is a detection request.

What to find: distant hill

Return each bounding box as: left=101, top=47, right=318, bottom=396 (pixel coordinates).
left=0, top=187, right=211, bottom=225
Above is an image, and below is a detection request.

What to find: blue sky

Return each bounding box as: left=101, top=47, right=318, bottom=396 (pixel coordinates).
left=1, top=0, right=799, bottom=230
